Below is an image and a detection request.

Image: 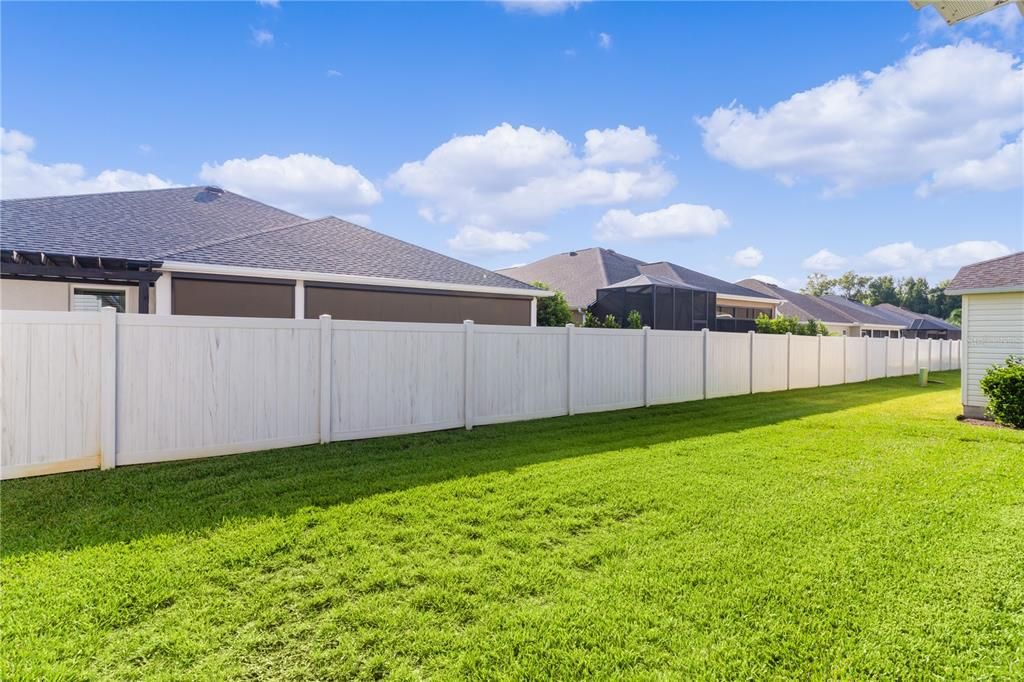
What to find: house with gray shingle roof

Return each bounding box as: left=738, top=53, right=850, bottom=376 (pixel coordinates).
left=498, top=247, right=781, bottom=330
left=946, top=251, right=1024, bottom=419
left=0, top=187, right=547, bottom=325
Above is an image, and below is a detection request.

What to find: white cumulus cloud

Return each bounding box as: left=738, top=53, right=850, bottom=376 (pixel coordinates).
left=917, top=132, right=1023, bottom=196
left=0, top=128, right=175, bottom=199
left=802, top=249, right=847, bottom=272
left=732, top=246, right=764, bottom=268
left=251, top=27, right=274, bottom=46
left=598, top=32, right=612, bottom=49
left=447, top=225, right=548, bottom=254
left=390, top=122, right=675, bottom=231
left=501, top=0, right=589, bottom=15
left=584, top=125, right=660, bottom=166
left=199, top=152, right=381, bottom=217
left=863, top=240, right=1012, bottom=272
left=595, top=203, right=729, bottom=242
left=698, top=41, right=1023, bottom=196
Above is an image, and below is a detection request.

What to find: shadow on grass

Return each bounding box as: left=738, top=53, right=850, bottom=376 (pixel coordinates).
left=1, top=373, right=960, bottom=557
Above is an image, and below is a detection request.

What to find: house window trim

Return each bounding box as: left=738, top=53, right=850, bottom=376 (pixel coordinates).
left=71, top=285, right=129, bottom=313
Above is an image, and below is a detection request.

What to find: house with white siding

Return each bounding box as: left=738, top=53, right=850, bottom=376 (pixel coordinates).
left=946, top=252, right=1024, bottom=419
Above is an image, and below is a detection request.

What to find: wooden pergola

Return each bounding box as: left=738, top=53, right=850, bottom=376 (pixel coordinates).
left=1, top=249, right=162, bottom=312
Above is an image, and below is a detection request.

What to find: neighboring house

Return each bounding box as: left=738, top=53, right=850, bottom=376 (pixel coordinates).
left=737, top=278, right=862, bottom=336
left=946, top=251, right=1024, bottom=419
left=0, top=187, right=547, bottom=325
left=817, top=296, right=908, bottom=338
left=498, top=247, right=780, bottom=330
left=872, top=303, right=961, bottom=340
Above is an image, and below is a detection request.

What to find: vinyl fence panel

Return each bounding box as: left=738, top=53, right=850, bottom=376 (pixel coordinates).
left=789, top=335, right=820, bottom=390
left=572, top=328, right=645, bottom=413
left=819, top=336, right=846, bottom=386
left=3, top=310, right=965, bottom=481
left=886, top=338, right=903, bottom=377
left=472, top=325, right=568, bottom=425
left=707, top=331, right=751, bottom=398
left=845, top=337, right=867, bottom=383
left=646, top=329, right=703, bottom=405
left=866, top=338, right=887, bottom=380
left=330, top=320, right=465, bottom=439
left=1, top=311, right=103, bottom=478
left=902, top=338, right=918, bottom=375
left=116, top=315, right=321, bottom=465
left=752, top=333, right=788, bottom=394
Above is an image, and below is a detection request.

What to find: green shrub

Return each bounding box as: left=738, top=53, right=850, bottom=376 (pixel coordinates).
left=755, top=314, right=829, bottom=336
left=602, top=314, right=621, bottom=329
left=979, top=355, right=1024, bottom=428
left=626, top=310, right=643, bottom=329
left=531, top=281, right=573, bottom=327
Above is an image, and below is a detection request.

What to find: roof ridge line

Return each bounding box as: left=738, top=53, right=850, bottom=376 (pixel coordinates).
left=157, top=217, right=323, bottom=259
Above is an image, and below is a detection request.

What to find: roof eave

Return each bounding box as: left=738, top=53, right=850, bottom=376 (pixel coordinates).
left=946, top=285, right=1024, bottom=295
left=159, top=260, right=552, bottom=297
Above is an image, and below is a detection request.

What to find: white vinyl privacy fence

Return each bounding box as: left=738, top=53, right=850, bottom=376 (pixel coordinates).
left=1, top=310, right=961, bottom=479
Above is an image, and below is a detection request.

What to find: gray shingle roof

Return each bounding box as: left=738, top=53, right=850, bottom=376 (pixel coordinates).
left=821, top=296, right=906, bottom=326
left=0, top=187, right=536, bottom=292
left=497, top=248, right=648, bottom=308
left=638, top=262, right=774, bottom=300
left=947, top=251, right=1024, bottom=292
left=498, top=247, right=774, bottom=309
left=1, top=187, right=304, bottom=261
left=736, top=279, right=857, bottom=323
left=170, top=216, right=536, bottom=290
left=874, top=303, right=960, bottom=331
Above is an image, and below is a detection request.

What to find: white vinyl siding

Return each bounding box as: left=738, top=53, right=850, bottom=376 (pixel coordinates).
left=962, top=292, right=1024, bottom=409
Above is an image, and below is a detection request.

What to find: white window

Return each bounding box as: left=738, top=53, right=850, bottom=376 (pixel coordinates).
left=73, top=288, right=126, bottom=312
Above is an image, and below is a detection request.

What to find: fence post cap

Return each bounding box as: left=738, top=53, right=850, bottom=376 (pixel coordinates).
left=565, top=323, right=574, bottom=328
left=463, top=319, right=474, bottom=325
left=642, top=325, right=650, bottom=331
left=701, top=327, right=709, bottom=333
left=318, top=314, right=331, bottom=320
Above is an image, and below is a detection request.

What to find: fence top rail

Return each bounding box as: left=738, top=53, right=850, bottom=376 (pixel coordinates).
left=116, top=313, right=322, bottom=330
left=574, top=326, right=646, bottom=337
left=1, top=310, right=103, bottom=325
left=647, top=328, right=703, bottom=338
left=330, top=319, right=466, bottom=333
left=473, top=324, right=569, bottom=336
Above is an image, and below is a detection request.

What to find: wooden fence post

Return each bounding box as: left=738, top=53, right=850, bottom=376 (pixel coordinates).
left=566, top=323, right=575, bottom=416
left=100, top=306, right=117, bottom=470
left=319, top=314, right=332, bottom=444
left=702, top=328, right=710, bottom=400
left=643, top=326, right=651, bottom=407
left=464, top=320, right=475, bottom=430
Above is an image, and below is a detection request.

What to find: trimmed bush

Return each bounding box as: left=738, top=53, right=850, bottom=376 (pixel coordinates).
left=755, top=314, right=829, bottom=336
left=979, top=355, right=1024, bottom=428
left=626, top=310, right=643, bottom=329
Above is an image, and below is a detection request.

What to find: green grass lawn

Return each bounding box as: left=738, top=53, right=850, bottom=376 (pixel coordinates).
left=3, top=371, right=1023, bottom=680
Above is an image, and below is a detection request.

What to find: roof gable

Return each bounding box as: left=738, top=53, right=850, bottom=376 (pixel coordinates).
left=947, top=251, right=1024, bottom=292
left=639, top=262, right=774, bottom=299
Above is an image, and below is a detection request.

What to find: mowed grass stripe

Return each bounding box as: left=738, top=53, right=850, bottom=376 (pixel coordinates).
left=2, top=372, right=1022, bottom=680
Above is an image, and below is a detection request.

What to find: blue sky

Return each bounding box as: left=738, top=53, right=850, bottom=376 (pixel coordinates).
left=2, top=1, right=1021, bottom=288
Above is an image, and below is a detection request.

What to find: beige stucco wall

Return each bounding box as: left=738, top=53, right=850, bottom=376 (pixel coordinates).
left=716, top=296, right=777, bottom=317
left=0, top=279, right=154, bottom=314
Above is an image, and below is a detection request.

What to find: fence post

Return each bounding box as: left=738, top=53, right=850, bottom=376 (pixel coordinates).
left=747, top=330, right=755, bottom=394
left=843, top=334, right=848, bottom=384
left=464, top=320, right=475, bottom=430
left=100, top=306, right=117, bottom=470
left=643, top=326, right=651, bottom=407
left=883, top=335, right=889, bottom=378
left=319, top=314, right=332, bottom=444
left=785, top=332, right=792, bottom=390
left=702, top=328, right=710, bottom=400
left=566, top=323, right=575, bottom=416
left=817, top=334, right=822, bottom=387
left=865, top=334, right=870, bottom=380
left=916, top=337, right=921, bottom=372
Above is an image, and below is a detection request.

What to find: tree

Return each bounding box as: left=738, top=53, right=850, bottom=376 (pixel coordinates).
left=927, top=279, right=960, bottom=320
left=834, top=271, right=870, bottom=302
left=802, top=273, right=835, bottom=297
left=898, top=277, right=930, bottom=313
left=947, top=308, right=962, bottom=326
left=531, top=281, right=572, bottom=327
left=865, top=276, right=899, bottom=306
